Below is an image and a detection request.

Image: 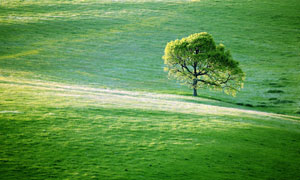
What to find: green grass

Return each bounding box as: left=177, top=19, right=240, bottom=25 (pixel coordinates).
left=1, top=0, right=299, bottom=115
left=0, top=0, right=300, bottom=179
left=0, top=80, right=300, bottom=179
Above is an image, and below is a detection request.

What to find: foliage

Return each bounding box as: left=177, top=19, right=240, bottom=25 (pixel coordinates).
left=163, top=32, right=245, bottom=96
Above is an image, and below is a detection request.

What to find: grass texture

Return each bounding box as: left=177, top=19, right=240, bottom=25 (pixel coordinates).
left=0, top=0, right=300, bottom=179
left=0, top=78, right=300, bottom=179
left=0, top=0, right=299, bottom=115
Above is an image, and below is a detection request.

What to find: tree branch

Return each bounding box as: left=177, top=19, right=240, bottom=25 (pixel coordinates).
left=193, top=62, right=198, bottom=76
left=197, top=74, right=232, bottom=87
left=196, top=71, right=208, bottom=76
left=182, top=61, right=192, bottom=74
left=220, top=74, right=231, bottom=85
left=197, top=79, right=218, bottom=86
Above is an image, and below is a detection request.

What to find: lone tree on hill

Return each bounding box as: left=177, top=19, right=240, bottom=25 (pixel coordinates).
left=163, top=32, right=245, bottom=96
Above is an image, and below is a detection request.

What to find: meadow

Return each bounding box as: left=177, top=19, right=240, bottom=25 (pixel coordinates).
left=0, top=0, right=300, bottom=179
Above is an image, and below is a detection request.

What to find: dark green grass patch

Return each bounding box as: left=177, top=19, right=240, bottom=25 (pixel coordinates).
left=267, top=90, right=284, bottom=94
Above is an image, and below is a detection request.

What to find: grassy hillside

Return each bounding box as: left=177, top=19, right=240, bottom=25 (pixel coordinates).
left=0, top=0, right=299, bottom=115
left=0, top=0, right=300, bottom=179
left=1, top=78, right=300, bottom=180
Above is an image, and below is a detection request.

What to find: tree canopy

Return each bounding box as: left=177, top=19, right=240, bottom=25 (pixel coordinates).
left=163, top=32, right=245, bottom=96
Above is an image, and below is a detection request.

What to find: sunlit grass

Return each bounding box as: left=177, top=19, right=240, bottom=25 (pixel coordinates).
left=0, top=0, right=299, bottom=115
left=0, top=50, right=39, bottom=60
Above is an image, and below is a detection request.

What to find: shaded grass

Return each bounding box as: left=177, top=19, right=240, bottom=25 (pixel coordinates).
left=1, top=105, right=300, bottom=179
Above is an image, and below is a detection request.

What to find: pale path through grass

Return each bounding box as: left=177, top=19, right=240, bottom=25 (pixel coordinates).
left=1, top=77, right=299, bottom=124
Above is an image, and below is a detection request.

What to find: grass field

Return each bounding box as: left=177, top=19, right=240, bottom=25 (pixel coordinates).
left=0, top=0, right=300, bottom=179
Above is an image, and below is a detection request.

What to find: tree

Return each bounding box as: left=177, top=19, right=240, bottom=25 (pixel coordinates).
left=163, top=32, right=245, bottom=96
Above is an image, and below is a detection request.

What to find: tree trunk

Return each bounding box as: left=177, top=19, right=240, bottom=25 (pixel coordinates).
left=193, top=79, right=198, bottom=96
left=193, top=88, right=197, bottom=96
